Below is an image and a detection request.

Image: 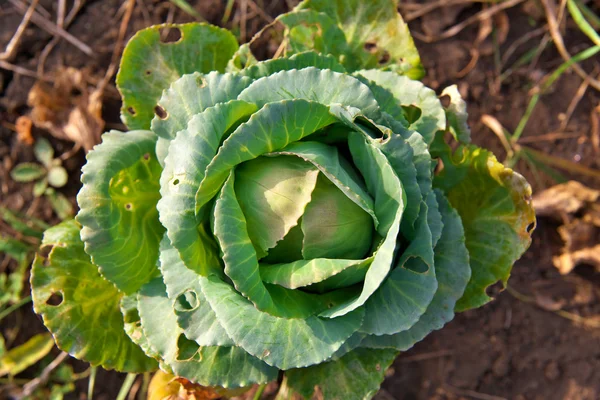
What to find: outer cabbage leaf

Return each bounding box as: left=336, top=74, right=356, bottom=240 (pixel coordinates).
left=199, top=274, right=364, bottom=370
left=359, top=194, right=438, bottom=336
left=158, top=235, right=234, bottom=348
left=357, top=70, right=446, bottom=145
left=30, top=220, right=157, bottom=372
left=77, top=130, right=164, bottom=294
left=360, top=189, right=471, bottom=350
left=441, top=85, right=471, bottom=143
left=151, top=72, right=252, bottom=142
left=137, top=278, right=278, bottom=388
left=292, top=0, right=423, bottom=78
left=431, top=134, right=535, bottom=311
left=240, top=51, right=346, bottom=80
left=117, top=23, right=239, bottom=130
left=285, top=348, right=397, bottom=400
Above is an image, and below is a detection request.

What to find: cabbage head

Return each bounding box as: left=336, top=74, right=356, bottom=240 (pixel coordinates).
left=30, top=1, right=535, bottom=399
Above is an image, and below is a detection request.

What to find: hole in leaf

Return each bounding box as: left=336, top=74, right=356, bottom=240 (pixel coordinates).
left=176, top=334, right=199, bottom=361
left=485, top=281, right=505, bottom=299
left=404, top=256, right=429, bottom=273
left=127, top=106, right=136, bottom=116
left=145, top=70, right=152, bottom=76
left=125, top=203, right=132, bottom=210
left=70, top=87, right=82, bottom=97
left=160, top=27, right=182, bottom=43
left=378, top=51, right=390, bottom=65
left=440, top=94, right=451, bottom=108
left=154, top=105, right=168, bottom=120
left=46, top=292, right=63, bottom=306
left=123, top=308, right=141, bottom=324
left=38, top=244, right=53, bottom=266
left=364, top=41, right=377, bottom=54
left=172, top=178, right=180, bottom=185
left=526, top=222, right=535, bottom=234
left=196, top=76, right=207, bottom=88
left=175, top=290, right=199, bottom=312
left=402, top=105, right=422, bottom=124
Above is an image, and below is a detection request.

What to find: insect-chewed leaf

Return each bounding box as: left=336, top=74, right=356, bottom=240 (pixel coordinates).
left=431, top=134, right=535, bottom=311
left=441, top=85, right=471, bottom=143
left=360, top=193, right=438, bottom=336
left=285, top=348, right=398, bottom=400
left=199, top=274, right=364, bottom=370
left=158, top=235, right=233, bottom=347
left=151, top=71, right=252, bottom=141
left=117, top=23, right=239, bottom=130
left=293, top=0, right=423, bottom=78
left=360, top=190, right=471, bottom=350
left=357, top=70, right=446, bottom=145
left=77, top=130, right=164, bottom=294
left=136, top=277, right=278, bottom=388
left=30, top=220, right=158, bottom=372
left=158, top=101, right=257, bottom=274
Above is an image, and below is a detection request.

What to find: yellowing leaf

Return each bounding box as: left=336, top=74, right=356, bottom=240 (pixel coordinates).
left=0, top=333, right=55, bottom=377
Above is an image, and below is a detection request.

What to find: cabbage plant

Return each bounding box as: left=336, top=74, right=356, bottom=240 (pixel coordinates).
left=30, top=1, right=535, bottom=398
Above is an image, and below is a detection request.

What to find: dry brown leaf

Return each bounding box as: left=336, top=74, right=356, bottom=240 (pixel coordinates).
left=27, top=67, right=103, bottom=151
left=533, top=181, right=600, bottom=274
left=147, top=371, right=250, bottom=400
left=15, top=115, right=33, bottom=145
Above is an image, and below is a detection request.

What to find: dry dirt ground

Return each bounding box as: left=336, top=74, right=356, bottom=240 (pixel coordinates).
left=1, top=1, right=599, bottom=399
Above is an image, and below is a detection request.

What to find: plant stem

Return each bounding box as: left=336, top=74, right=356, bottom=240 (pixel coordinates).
left=88, top=366, right=97, bottom=400
left=0, top=296, right=32, bottom=323
left=138, top=372, right=150, bottom=400
left=116, top=373, right=137, bottom=400
left=253, top=383, right=267, bottom=400
left=274, top=375, right=294, bottom=400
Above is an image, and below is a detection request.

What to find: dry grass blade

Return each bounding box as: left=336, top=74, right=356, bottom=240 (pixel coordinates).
left=38, top=0, right=84, bottom=75
left=559, top=72, right=593, bottom=130
left=500, top=26, right=547, bottom=68
left=591, top=105, right=600, bottom=155
left=0, top=60, right=51, bottom=82
left=97, top=0, right=135, bottom=94
left=19, top=352, right=69, bottom=398
left=8, top=0, right=93, bottom=56
left=247, top=0, right=274, bottom=23
left=0, top=0, right=38, bottom=61
left=411, top=0, right=525, bottom=43
left=240, top=0, right=248, bottom=42
left=481, top=114, right=514, bottom=159
left=517, top=131, right=580, bottom=143
left=507, top=286, right=600, bottom=328
left=521, top=145, right=600, bottom=180
left=541, top=0, right=600, bottom=91
left=403, top=0, right=488, bottom=22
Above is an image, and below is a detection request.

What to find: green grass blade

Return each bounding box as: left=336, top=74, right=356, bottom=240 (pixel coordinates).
left=567, top=0, right=600, bottom=46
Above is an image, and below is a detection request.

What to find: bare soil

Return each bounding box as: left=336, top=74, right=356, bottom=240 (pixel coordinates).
left=1, top=1, right=599, bottom=399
